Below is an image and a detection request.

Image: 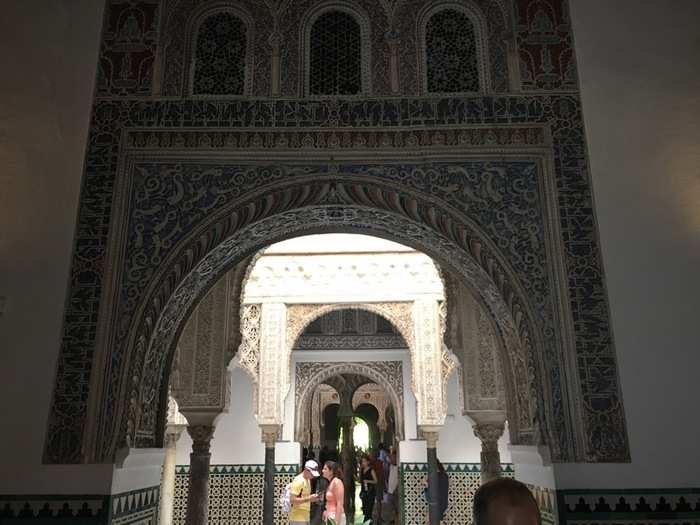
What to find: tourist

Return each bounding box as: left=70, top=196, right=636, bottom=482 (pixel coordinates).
left=310, top=466, right=329, bottom=525
left=472, top=478, right=540, bottom=525
left=371, top=448, right=386, bottom=521
left=289, top=460, right=321, bottom=525
left=359, top=454, right=378, bottom=523
left=322, top=460, right=345, bottom=525
left=380, top=450, right=399, bottom=524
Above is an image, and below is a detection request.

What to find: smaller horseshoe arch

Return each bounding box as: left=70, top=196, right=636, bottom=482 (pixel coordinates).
left=294, top=362, right=406, bottom=443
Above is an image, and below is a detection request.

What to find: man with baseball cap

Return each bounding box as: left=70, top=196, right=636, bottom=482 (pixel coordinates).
left=289, top=459, right=321, bottom=525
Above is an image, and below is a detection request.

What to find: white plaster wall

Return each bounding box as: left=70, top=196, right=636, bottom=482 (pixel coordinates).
left=437, top=373, right=511, bottom=464
left=558, top=0, right=700, bottom=489
left=112, top=449, right=166, bottom=494
left=0, top=0, right=107, bottom=494
left=176, top=367, right=265, bottom=465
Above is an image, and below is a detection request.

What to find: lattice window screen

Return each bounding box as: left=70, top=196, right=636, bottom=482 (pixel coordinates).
left=426, top=9, right=480, bottom=93
left=309, top=11, right=362, bottom=95
left=192, top=12, right=246, bottom=95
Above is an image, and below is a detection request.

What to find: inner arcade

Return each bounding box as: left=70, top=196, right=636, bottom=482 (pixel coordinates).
left=158, top=234, right=532, bottom=525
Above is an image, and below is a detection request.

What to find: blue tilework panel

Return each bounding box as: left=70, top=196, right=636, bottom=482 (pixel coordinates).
left=46, top=94, right=625, bottom=466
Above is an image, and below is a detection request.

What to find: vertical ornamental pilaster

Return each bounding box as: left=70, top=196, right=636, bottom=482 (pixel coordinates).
left=257, top=303, right=287, bottom=426
left=412, top=299, right=446, bottom=427
left=269, top=32, right=282, bottom=97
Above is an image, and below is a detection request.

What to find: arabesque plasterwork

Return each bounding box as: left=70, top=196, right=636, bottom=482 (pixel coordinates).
left=47, top=0, right=628, bottom=467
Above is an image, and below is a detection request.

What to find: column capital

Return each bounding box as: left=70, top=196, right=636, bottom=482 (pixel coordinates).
left=260, top=424, right=281, bottom=447
left=473, top=423, right=505, bottom=445
left=420, top=428, right=441, bottom=448
left=187, top=425, right=215, bottom=455
left=164, top=424, right=187, bottom=448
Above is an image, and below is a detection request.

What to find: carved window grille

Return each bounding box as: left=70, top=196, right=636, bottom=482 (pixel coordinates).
left=309, top=11, right=362, bottom=95
left=192, top=12, right=247, bottom=95
left=425, top=9, right=480, bottom=93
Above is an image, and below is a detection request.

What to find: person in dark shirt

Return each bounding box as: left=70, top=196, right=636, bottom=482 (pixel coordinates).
left=436, top=460, right=449, bottom=521
left=472, top=477, right=540, bottom=525
left=309, top=470, right=329, bottom=525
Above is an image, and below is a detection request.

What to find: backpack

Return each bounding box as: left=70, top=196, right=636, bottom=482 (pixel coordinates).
left=279, top=482, right=303, bottom=514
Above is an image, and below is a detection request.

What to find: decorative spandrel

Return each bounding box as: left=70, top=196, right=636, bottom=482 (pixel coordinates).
left=426, top=9, right=479, bottom=93
left=192, top=12, right=247, bottom=95
left=309, top=11, right=362, bottom=95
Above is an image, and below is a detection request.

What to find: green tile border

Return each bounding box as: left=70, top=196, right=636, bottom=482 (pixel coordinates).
left=175, top=463, right=300, bottom=475
left=557, top=488, right=700, bottom=525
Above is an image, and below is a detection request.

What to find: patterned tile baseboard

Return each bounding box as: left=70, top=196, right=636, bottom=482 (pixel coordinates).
left=0, top=495, right=108, bottom=523
left=109, top=487, right=159, bottom=525
left=400, top=463, right=514, bottom=525
left=0, top=487, right=158, bottom=525
left=173, top=464, right=297, bottom=525
left=557, top=489, right=700, bottom=525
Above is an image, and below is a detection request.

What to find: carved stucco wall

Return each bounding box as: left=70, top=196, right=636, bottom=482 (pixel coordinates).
left=44, top=0, right=628, bottom=466
left=168, top=259, right=249, bottom=427
left=444, top=271, right=507, bottom=415
left=286, top=302, right=451, bottom=428
left=155, top=0, right=513, bottom=97
left=239, top=300, right=446, bottom=433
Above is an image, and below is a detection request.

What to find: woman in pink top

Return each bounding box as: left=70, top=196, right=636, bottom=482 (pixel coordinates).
left=322, top=461, right=345, bottom=525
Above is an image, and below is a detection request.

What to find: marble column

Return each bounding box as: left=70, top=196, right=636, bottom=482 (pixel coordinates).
left=424, top=431, right=441, bottom=525
left=261, top=425, right=279, bottom=525
left=159, top=425, right=185, bottom=525
left=184, top=425, right=215, bottom=525
left=473, top=423, right=505, bottom=484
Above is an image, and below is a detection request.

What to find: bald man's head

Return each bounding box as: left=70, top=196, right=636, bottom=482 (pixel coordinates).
left=473, top=478, right=540, bottom=525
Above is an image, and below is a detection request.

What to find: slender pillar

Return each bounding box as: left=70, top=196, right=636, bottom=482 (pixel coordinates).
left=386, top=30, right=401, bottom=94
left=159, top=425, right=185, bottom=525
left=424, top=431, right=441, bottom=525
left=269, top=31, right=282, bottom=96
left=338, top=394, right=355, bottom=524
left=184, top=425, right=215, bottom=525
left=473, top=423, right=505, bottom=484
left=261, top=425, right=279, bottom=525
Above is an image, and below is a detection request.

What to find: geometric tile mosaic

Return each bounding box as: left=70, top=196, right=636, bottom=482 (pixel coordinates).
left=173, top=465, right=297, bottom=525
left=400, top=463, right=514, bottom=525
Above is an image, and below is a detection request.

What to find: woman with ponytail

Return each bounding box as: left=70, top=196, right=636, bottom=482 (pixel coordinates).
left=321, top=461, right=345, bottom=525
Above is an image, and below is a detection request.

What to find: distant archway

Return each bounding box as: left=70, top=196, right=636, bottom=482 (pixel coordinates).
left=295, top=361, right=406, bottom=442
